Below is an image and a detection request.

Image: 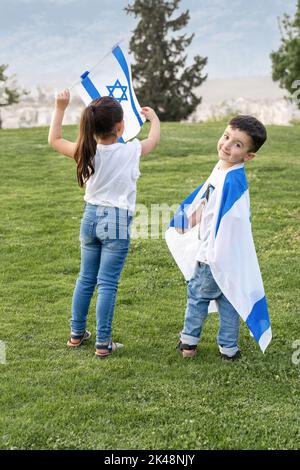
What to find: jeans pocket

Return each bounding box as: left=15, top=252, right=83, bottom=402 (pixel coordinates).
left=198, top=277, right=214, bottom=295
left=189, top=263, right=219, bottom=298
left=199, top=271, right=220, bottom=297
left=79, top=218, right=94, bottom=243
left=107, top=213, right=132, bottom=240
left=118, top=215, right=133, bottom=240
left=95, top=217, right=108, bottom=240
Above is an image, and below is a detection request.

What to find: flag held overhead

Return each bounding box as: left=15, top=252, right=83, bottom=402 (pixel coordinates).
left=75, top=45, right=145, bottom=142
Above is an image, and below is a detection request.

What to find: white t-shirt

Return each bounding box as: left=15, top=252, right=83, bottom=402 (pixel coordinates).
left=84, top=139, right=142, bottom=214
left=196, top=165, right=224, bottom=264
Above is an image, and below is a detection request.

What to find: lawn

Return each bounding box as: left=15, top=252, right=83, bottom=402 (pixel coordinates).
left=0, top=121, right=299, bottom=450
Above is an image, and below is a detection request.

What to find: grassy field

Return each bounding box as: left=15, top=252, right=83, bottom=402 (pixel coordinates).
left=0, top=121, right=299, bottom=450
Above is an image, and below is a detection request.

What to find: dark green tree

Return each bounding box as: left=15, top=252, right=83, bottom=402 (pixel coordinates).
left=270, top=0, right=300, bottom=108
left=0, top=65, right=23, bottom=129
left=125, top=0, right=207, bottom=121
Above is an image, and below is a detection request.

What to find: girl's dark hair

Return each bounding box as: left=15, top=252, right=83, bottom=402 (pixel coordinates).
left=74, top=96, right=124, bottom=187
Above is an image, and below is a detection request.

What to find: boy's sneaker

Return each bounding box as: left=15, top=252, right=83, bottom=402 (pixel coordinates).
left=176, top=341, right=197, bottom=358
left=220, top=350, right=241, bottom=361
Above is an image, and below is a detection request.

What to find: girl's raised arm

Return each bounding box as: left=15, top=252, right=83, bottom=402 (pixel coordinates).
left=140, top=107, right=160, bottom=157
left=48, top=89, right=77, bottom=159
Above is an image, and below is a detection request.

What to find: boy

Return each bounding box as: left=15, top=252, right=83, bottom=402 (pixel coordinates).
left=165, top=115, right=272, bottom=360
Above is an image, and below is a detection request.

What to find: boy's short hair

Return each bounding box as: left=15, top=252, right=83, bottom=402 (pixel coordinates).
left=229, top=115, right=267, bottom=152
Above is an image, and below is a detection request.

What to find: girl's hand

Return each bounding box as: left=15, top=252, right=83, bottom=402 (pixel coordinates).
left=140, top=106, right=160, bottom=157
left=141, top=106, right=158, bottom=122
left=55, top=88, right=70, bottom=111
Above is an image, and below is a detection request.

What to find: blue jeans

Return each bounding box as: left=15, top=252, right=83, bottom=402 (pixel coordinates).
left=180, top=262, right=240, bottom=356
left=71, top=203, right=132, bottom=344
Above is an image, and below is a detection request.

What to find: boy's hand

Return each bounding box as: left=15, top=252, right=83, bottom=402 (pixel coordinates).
left=55, top=88, right=70, bottom=111
left=189, top=200, right=206, bottom=228
left=141, top=106, right=158, bottom=122
left=175, top=227, right=187, bottom=234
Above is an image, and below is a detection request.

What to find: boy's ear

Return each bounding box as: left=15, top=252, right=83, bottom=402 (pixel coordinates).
left=117, top=119, right=125, bottom=133
left=116, top=120, right=125, bottom=137
left=244, top=152, right=256, bottom=162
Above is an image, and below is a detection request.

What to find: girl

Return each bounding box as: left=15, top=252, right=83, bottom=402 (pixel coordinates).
left=48, top=89, right=160, bottom=358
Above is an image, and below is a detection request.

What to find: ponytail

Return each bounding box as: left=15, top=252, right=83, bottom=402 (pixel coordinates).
left=74, top=97, right=124, bottom=187
left=74, top=106, right=97, bottom=187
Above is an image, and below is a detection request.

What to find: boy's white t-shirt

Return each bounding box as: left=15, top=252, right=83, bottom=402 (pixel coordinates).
left=84, top=139, right=142, bottom=214
left=196, top=165, right=224, bottom=264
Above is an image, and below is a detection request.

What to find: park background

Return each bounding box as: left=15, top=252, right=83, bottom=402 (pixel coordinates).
left=0, top=0, right=300, bottom=450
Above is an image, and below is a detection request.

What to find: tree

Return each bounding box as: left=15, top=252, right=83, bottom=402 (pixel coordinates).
left=125, top=0, right=207, bottom=121
left=270, top=0, right=300, bottom=108
left=0, top=65, right=23, bottom=129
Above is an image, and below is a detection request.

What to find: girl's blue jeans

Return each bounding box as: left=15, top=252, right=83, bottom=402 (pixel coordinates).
left=180, top=262, right=240, bottom=356
left=71, top=203, right=132, bottom=345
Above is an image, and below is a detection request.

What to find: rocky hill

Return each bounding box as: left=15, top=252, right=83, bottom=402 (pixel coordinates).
left=187, top=76, right=300, bottom=125
left=1, top=77, right=300, bottom=128
left=1, top=86, right=84, bottom=129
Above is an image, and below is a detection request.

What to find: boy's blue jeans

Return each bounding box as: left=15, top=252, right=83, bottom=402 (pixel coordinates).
left=180, top=262, right=240, bottom=356
left=71, top=203, right=132, bottom=345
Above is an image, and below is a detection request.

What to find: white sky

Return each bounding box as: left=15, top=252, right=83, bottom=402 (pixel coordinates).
left=0, top=0, right=297, bottom=88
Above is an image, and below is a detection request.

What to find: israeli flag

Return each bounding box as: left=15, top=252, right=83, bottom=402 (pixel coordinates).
left=75, top=45, right=145, bottom=142
left=165, top=163, right=272, bottom=353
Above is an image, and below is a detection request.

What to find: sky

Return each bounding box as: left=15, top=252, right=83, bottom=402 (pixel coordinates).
left=0, top=0, right=297, bottom=89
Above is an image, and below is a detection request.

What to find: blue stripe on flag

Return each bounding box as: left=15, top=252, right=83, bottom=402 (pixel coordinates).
left=171, top=208, right=189, bottom=230
left=81, top=75, right=101, bottom=100
left=246, top=296, right=270, bottom=343
left=112, top=46, right=143, bottom=127
left=215, top=167, right=248, bottom=236
left=182, top=183, right=205, bottom=207
left=169, top=183, right=204, bottom=228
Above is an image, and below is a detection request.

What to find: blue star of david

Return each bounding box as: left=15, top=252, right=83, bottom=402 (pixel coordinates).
left=106, top=79, right=128, bottom=102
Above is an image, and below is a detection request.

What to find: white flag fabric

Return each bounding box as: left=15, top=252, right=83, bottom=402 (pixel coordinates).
left=75, top=45, right=145, bottom=142
left=165, top=163, right=272, bottom=353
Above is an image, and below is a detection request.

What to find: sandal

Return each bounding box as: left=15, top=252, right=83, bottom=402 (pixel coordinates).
left=95, top=341, right=124, bottom=359
left=67, top=330, right=91, bottom=347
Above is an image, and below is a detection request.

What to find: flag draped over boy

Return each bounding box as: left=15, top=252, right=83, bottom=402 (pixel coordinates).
left=74, top=44, right=145, bottom=142
left=165, top=163, right=272, bottom=353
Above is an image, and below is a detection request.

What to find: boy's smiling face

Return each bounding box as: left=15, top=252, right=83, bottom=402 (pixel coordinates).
left=217, top=125, right=256, bottom=167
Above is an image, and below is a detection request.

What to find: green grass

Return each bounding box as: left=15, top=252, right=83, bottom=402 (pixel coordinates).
left=0, top=122, right=300, bottom=450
